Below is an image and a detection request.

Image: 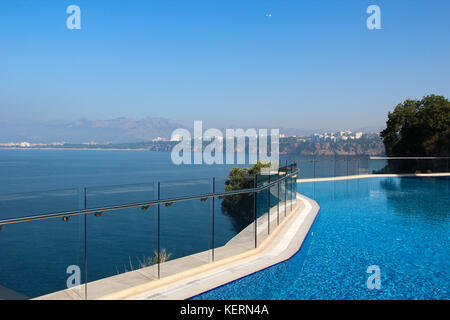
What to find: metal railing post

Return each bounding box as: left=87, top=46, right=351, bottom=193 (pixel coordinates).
left=294, top=174, right=297, bottom=205
left=313, top=157, right=316, bottom=178
left=267, top=174, right=270, bottom=235
left=254, top=175, right=257, bottom=248
left=84, top=187, right=87, bottom=300
left=211, top=177, right=215, bottom=262
left=157, top=182, right=161, bottom=279
left=290, top=175, right=293, bottom=211
left=291, top=175, right=294, bottom=206
left=334, top=155, right=336, bottom=177
left=284, top=176, right=287, bottom=216
left=294, top=161, right=297, bottom=205
left=347, top=157, right=349, bottom=176
left=277, top=179, right=280, bottom=226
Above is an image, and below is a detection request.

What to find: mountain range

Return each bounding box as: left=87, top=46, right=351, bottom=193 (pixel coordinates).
left=0, top=117, right=384, bottom=144
left=0, top=117, right=186, bottom=144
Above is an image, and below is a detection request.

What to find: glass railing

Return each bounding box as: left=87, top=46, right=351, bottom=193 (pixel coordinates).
left=0, top=164, right=299, bottom=300
left=369, top=157, right=449, bottom=174
left=284, top=156, right=449, bottom=179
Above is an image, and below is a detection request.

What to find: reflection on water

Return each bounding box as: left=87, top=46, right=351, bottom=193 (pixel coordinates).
left=380, top=177, right=449, bottom=223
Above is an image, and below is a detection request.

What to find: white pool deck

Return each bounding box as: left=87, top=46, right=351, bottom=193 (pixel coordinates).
left=37, top=193, right=319, bottom=300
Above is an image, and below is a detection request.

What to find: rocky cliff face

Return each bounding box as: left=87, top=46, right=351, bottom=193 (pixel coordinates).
left=280, top=139, right=385, bottom=156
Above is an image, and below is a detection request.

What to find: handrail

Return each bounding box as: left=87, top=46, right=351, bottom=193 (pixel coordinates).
left=290, top=156, right=449, bottom=161
left=370, top=156, right=450, bottom=160
left=0, top=169, right=299, bottom=226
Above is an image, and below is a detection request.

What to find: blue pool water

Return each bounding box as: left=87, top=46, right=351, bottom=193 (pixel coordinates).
left=194, top=177, right=449, bottom=300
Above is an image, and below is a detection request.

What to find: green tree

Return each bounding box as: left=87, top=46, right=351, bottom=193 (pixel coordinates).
left=221, top=161, right=270, bottom=233
left=224, top=161, right=271, bottom=192
left=381, top=94, right=450, bottom=156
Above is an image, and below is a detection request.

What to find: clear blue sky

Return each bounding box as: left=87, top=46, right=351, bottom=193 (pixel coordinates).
left=1, top=0, right=449, bottom=130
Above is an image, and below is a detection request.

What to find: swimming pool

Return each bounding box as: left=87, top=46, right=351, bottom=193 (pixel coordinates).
left=193, top=177, right=449, bottom=300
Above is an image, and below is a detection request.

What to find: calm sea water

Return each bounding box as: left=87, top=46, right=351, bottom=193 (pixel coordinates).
left=194, top=177, right=450, bottom=300
left=0, top=149, right=245, bottom=194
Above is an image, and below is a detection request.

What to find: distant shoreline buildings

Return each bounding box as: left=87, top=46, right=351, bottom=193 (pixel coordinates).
left=0, top=129, right=384, bottom=156
left=0, top=130, right=377, bottom=147
left=0, top=141, right=66, bottom=148
left=311, top=130, right=371, bottom=142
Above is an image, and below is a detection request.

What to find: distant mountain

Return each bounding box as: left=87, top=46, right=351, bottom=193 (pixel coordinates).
left=0, top=117, right=186, bottom=144
left=0, top=117, right=384, bottom=144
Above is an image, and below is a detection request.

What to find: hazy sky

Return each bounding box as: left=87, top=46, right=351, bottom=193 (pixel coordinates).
left=1, top=0, right=449, bottom=130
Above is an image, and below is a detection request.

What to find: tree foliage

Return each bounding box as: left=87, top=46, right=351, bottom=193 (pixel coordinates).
left=221, top=161, right=270, bottom=233
left=224, top=161, right=271, bottom=192
left=380, top=95, right=450, bottom=156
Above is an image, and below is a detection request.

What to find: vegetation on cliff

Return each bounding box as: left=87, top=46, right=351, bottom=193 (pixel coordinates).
left=380, top=94, right=449, bottom=157
left=221, top=161, right=270, bottom=233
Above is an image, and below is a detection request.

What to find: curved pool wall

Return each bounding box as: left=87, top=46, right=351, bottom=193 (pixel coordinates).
left=193, top=176, right=449, bottom=300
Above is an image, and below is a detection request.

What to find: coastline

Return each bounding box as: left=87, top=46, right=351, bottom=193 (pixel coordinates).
left=0, top=147, right=151, bottom=151
left=0, top=148, right=385, bottom=157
